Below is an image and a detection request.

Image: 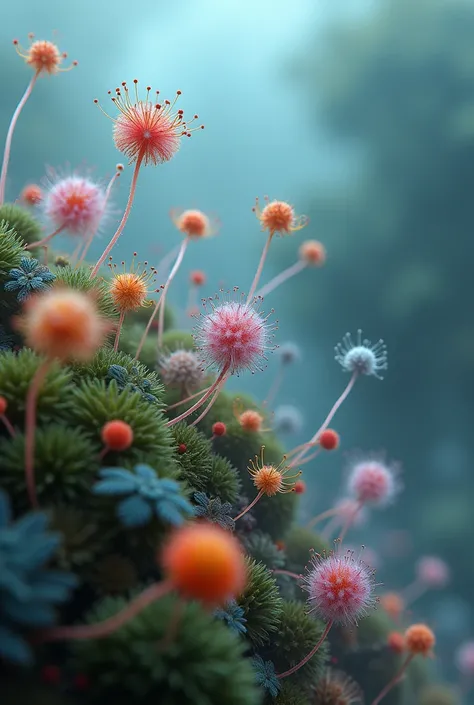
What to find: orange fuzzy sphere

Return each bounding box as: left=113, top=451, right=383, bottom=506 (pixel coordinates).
left=161, top=523, right=246, bottom=605
left=26, top=40, right=61, bottom=74
left=17, top=288, right=109, bottom=361
left=253, top=464, right=283, bottom=496
left=299, top=240, right=326, bottom=266
left=190, top=270, right=206, bottom=286
left=177, top=210, right=210, bottom=238
left=239, top=409, right=263, bottom=432
left=388, top=631, right=405, bottom=654
left=260, top=200, right=295, bottom=235
left=21, top=184, right=42, bottom=205
left=101, top=420, right=134, bottom=451
left=110, top=273, right=148, bottom=312
left=0, top=396, right=7, bottom=415
left=380, top=592, right=405, bottom=621
left=404, top=624, right=435, bottom=656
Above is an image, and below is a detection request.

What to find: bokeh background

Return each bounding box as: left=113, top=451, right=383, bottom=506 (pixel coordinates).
left=1, top=0, right=473, bottom=694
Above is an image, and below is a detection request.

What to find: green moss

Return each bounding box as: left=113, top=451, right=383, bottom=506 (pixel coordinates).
left=49, top=505, right=113, bottom=572
left=243, top=531, right=286, bottom=570
left=0, top=350, right=73, bottom=425
left=0, top=424, right=99, bottom=511
left=160, top=328, right=195, bottom=351
left=74, top=593, right=261, bottom=705
left=89, top=554, right=139, bottom=595
left=0, top=203, right=42, bottom=245
left=285, top=527, right=329, bottom=574
left=68, top=379, right=175, bottom=467
left=418, top=684, right=458, bottom=705
left=236, top=557, right=283, bottom=646
left=273, top=681, right=310, bottom=705
left=266, top=601, right=329, bottom=690
left=206, top=454, right=241, bottom=504
left=170, top=422, right=213, bottom=491
left=356, top=612, right=394, bottom=647
left=119, top=322, right=157, bottom=370
left=0, top=219, right=25, bottom=281
left=53, top=265, right=117, bottom=319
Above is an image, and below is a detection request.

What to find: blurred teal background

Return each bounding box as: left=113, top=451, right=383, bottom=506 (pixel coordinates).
left=2, top=0, right=474, bottom=691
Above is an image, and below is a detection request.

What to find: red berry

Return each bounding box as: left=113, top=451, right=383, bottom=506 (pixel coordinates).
left=101, top=420, right=134, bottom=451
left=190, top=270, right=206, bottom=286
left=0, top=396, right=7, bottom=415
left=178, top=443, right=187, bottom=454
left=319, top=429, right=340, bottom=451
left=294, top=479, right=306, bottom=494
left=212, top=421, right=226, bottom=437
left=41, top=664, right=61, bottom=685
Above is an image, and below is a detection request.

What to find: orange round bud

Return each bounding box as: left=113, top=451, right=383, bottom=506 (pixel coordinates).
left=404, top=624, right=435, bottom=657
left=299, top=240, right=326, bottom=266
left=101, top=420, right=134, bottom=451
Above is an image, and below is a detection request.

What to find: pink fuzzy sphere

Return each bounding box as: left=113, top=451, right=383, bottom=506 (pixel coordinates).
left=347, top=457, right=399, bottom=507
left=303, top=550, right=376, bottom=625
left=194, top=294, right=274, bottom=374
left=416, top=556, right=450, bottom=588
left=455, top=641, right=474, bottom=676
left=43, top=175, right=107, bottom=235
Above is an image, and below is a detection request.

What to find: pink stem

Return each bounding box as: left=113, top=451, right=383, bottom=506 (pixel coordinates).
left=90, top=154, right=143, bottom=279
left=256, top=259, right=307, bottom=298
left=157, top=237, right=190, bottom=349
left=156, top=243, right=180, bottom=281
left=247, top=232, right=273, bottom=302
left=264, top=365, right=284, bottom=408
left=289, top=372, right=358, bottom=468
left=25, top=224, right=66, bottom=250
left=25, top=359, right=53, bottom=508
left=233, top=490, right=264, bottom=522
left=298, top=448, right=322, bottom=467
left=165, top=384, right=212, bottom=411
left=399, top=579, right=427, bottom=607
left=135, top=293, right=163, bottom=361
left=113, top=311, right=125, bottom=352
left=189, top=376, right=228, bottom=427
left=277, top=620, right=333, bottom=679
left=39, top=580, right=173, bottom=642
left=272, top=569, right=302, bottom=581
left=338, top=500, right=363, bottom=544
left=0, top=414, right=16, bottom=438
left=370, top=654, right=414, bottom=705
left=77, top=169, right=121, bottom=267
left=321, top=514, right=342, bottom=541
left=306, top=505, right=341, bottom=530
left=166, top=367, right=230, bottom=427
left=0, top=72, right=39, bottom=205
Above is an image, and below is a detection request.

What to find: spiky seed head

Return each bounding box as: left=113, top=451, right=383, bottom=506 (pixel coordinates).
left=248, top=446, right=300, bottom=496
left=253, top=196, right=309, bottom=237
left=335, top=329, right=387, bottom=379
left=159, top=349, right=204, bottom=392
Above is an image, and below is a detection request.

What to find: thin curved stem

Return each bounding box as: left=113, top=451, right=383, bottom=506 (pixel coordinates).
left=233, top=490, right=264, bottom=522
left=39, top=580, right=173, bottom=642
left=297, top=447, right=322, bottom=467
left=90, top=154, right=143, bottom=279
left=289, top=372, right=358, bottom=468
left=399, top=579, right=427, bottom=607
left=25, top=359, right=53, bottom=508
left=135, top=293, right=163, bottom=361
left=189, top=375, right=228, bottom=427
left=277, top=621, right=333, bottom=679
left=25, top=224, right=66, bottom=251
left=264, top=364, right=284, bottom=408
left=271, top=569, right=302, bottom=581
left=165, top=384, right=212, bottom=411
left=306, top=505, right=342, bottom=530
left=370, top=654, right=414, bottom=705
left=113, top=311, right=125, bottom=352
left=338, top=500, right=363, bottom=544
left=247, top=232, right=273, bottom=302
left=166, top=366, right=230, bottom=427
left=157, top=237, right=190, bottom=349
left=77, top=168, right=121, bottom=267
left=0, top=71, right=39, bottom=205
left=256, top=259, right=307, bottom=298
left=0, top=413, right=16, bottom=438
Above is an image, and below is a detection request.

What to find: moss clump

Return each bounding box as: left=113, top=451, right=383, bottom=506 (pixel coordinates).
left=206, top=454, right=241, bottom=504
left=170, top=422, right=213, bottom=490
left=119, top=322, right=157, bottom=370
left=273, top=680, right=311, bottom=705
left=89, top=554, right=139, bottom=595
left=237, top=557, right=283, bottom=646
left=160, top=328, right=195, bottom=351
left=68, top=379, right=175, bottom=467
left=243, top=531, right=286, bottom=571
left=0, top=203, right=42, bottom=245
left=0, top=350, right=73, bottom=425
left=49, top=505, right=112, bottom=571
left=0, top=424, right=99, bottom=511
left=53, top=265, right=117, bottom=319
left=285, top=527, right=329, bottom=574
left=266, top=601, right=329, bottom=689
left=0, top=220, right=25, bottom=282
left=74, top=593, right=261, bottom=705
left=418, top=684, right=458, bottom=705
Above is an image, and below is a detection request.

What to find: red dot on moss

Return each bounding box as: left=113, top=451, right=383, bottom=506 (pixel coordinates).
left=41, top=664, right=61, bottom=685
left=101, top=420, right=134, bottom=451
left=294, top=479, right=306, bottom=494
left=319, top=429, right=340, bottom=451
left=0, top=396, right=7, bottom=415
left=178, top=443, right=187, bottom=454
left=212, top=421, right=226, bottom=437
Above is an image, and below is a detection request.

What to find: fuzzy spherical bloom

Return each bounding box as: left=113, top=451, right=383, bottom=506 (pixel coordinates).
left=96, top=81, right=202, bottom=166
left=388, top=631, right=406, bottom=654
left=347, top=455, right=400, bottom=508
left=380, top=592, right=405, bottom=621
left=13, top=36, right=76, bottom=75
left=299, top=240, right=326, bottom=266
left=190, top=270, right=206, bottom=286
left=335, top=330, right=387, bottom=379
left=21, top=184, right=43, bottom=206
left=249, top=448, right=300, bottom=496
left=277, top=341, right=301, bottom=365
left=416, top=556, right=450, bottom=589
left=404, top=624, right=435, bottom=657
left=43, top=175, right=108, bottom=235
left=161, top=523, right=246, bottom=605
left=455, top=641, right=474, bottom=675
left=239, top=409, right=264, bottom=433
left=194, top=291, right=275, bottom=375
left=171, top=209, right=218, bottom=239
left=313, top=669, right=363, bottom=705
left=212, top=421, right=227, bottom=437
left=101, top=420, right=134, bottom=451
left=253, top=196, right=309, bottom=236
left=302, top=549, right=377, bottom=625
left=274, top=405, right=304, bottom=435
left=159, top=349, right=204, bottom=392
left=319, top=429, right=340, bottom=451
left=16, top=288, right=109, bottom=362
left=0, top=396, right=7, bottom=415
left=108, top=257, right=155, bottom=312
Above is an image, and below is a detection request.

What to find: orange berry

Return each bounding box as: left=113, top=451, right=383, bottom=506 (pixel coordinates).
left=190, top=270, right=206, bottom=286
left=16, top=288, right=109, bottom=362
left=239, top=409, right=264, bottom=433
left=172, top=209, right=217, bottom=239
left=319, top=429, right=340, bottom=451
left=161, top=523, right=246, bottom=605
left=0, top=396, right=7, bottom=415
left=21, top=183, right=42, bottom=205
left=299, top=240, right=326, bottom=266
left=388, top=631, right=405, bottom=654
left=404, top=624, right=435, bottom=657
left=380, top=592, right=405, bottom=621
left=212, top=421, right=227, bottom=437
left=101, top=420, right=134, bottom=451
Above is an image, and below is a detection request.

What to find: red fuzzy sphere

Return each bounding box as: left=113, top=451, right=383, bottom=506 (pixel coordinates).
left=101, top=420, right=134, bottom=451
left=212, top=421, right=227, bottom=437
left=319, top=429, right=340, bottom=451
